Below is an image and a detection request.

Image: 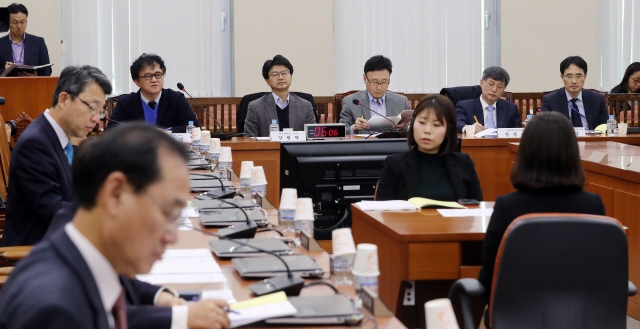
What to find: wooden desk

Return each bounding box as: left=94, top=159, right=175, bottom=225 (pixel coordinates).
left=351, top=204, right=492, bottom=326
left=462, top=134, right=640, bottom=201
left=507, top=141, right=640, bottom=319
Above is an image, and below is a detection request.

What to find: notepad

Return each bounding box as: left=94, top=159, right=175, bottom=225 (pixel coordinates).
left=408, top=197, right=466, bottom=209
left=228, top=292, right=298, bottom=328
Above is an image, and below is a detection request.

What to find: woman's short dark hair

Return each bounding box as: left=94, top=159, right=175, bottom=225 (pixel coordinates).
left=406, top=95, right=457, bottom=155
left=130, top=53, right=166, bottom=80
left=511, top=112, right=584, bottom=190
left=262, top=55, right=293, bottom=79
left=612, top=62, right=640, bottom=93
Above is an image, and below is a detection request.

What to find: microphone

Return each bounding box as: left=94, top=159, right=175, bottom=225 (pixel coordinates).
left=186, top=224, right=305, bottom=296
left=177, top=83, right=234, bottom=140
left=198, top=195, right=258, bottom=239
left=192, top=173, right=237, bottom=199
left=352, top=99, right=398, bottom=131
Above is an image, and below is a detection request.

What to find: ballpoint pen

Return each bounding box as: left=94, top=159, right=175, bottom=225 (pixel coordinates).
left=474, top=115, right=479, bottom=123
left=222, top=306, right=240, bottom=314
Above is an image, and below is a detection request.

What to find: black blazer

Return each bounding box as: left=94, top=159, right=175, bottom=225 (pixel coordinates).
left=3, top=115, right=75, bottom=246
left=0, top=33, right=52, bottom=76
left=455, top=98, right=522, bottom=133
left=0, top=229, right=111, bottom=328
left=478, top=188, right=606, bottom=303
left=376, top=148, right=483, bottom=201
left=541, top=88, right=608, bottom=130
left=107, top=89, right=200, bottom=133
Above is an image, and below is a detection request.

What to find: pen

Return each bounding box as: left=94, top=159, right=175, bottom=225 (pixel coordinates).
left=222, top=306, right=240, bottom=314
left=474, top=116, right=479, bottom=123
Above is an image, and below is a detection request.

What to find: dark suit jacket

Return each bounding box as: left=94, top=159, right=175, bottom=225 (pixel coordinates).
left=0, top=229, right=110, bottom=329
left=455, top=98, right=522, bottom=133
left=478, top=188, right=605, bottom=303
left=2, top=115, right=75, bottom=246
left=0, top=33, right=52, bottom=76
left=244, top=93, right=316, bottom=137
left=107, top=89, right=200, bottom=133
left=541, top=88, right=608, bottom=130
left=376, top=148, right=483, bottom=201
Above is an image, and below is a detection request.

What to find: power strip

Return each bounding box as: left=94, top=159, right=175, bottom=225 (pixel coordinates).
left=403, top=280, right=415, bottom=306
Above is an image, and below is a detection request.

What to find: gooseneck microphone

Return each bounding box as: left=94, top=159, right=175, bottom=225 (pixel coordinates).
left=352, top=99, right=398, bottom=131
left=177, top=83, right=234, bottom=140
left=199, top=193, right=258, bottom=239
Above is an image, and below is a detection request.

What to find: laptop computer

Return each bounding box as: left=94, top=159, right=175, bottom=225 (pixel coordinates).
left=209, top=238, right=293, bottom=258
left=190, top=179, right=234, bottom=192
left=199, top=208, right=268, bottom=227
left=264, top=295, right=363, bottom=325
left=232, top=254, right=324, bottom=278
left=192, top=199, right=258, bottom=210
left=189, top=172, right=222, bottom=180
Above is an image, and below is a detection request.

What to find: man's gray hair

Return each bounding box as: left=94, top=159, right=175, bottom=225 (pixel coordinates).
left=481, top=66, right=510, bottom=87
left=51, top=65, right=112, bottom=108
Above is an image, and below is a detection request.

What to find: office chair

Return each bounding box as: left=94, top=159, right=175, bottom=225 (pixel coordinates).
left=449, top=213, right=636, bottom=329
left=236, top=92, right=318, bottom=133
left=440, top=85, right=482, bottom=106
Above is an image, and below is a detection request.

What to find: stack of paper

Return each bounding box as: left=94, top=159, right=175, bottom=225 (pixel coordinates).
left=355, top=200, right=418, bottom=211
left=408, top=197, right=466, bottom=209
left=228, top=292, right=297, bottom=328
left=136, top=248, right=227, bottom=284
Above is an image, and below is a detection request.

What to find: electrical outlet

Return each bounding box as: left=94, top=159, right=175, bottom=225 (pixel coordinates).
left=403, top=280, right=415, bottom=306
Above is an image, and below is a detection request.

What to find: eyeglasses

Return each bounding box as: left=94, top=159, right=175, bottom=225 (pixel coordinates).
left=139, top=72, right=164, bottom=81
left=365, top=75, right=390, bottom=87
left=10, top=20, right=27, bottom=27
left=563, top=74, right=585, bottom=81
left=631, top=77, right=640, bottom=85
left=143, top=192, right=186, bottom=232
left=269, top=70, right=290, bottom=79
left=75, top=95, right=106, bottom=119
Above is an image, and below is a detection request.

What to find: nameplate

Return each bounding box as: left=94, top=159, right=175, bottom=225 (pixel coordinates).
left=574, top=127, right=586, bottom=136
left=361, top=286, right=393, bottom=317
left=628, top=161, right=640, bottom=172
left=171, top=133, right=192, bottom=143
left=497, top=128, right=524, bottom=138
left=270, top=131, right=307, bottom=142
left=300, top=230, right=323, bottom=252
left=586, top=151, right=608, bottom=164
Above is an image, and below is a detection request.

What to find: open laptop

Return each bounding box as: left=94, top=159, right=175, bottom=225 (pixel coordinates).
left=232, top=254, right=324, bottom=278
left=264, top=295, right=363, bottom=325
left=189, top=179, right=234, bottom=192
left=192, top=198, right=258, bottom=210
left=199, top=208, right=268, bottom=227
left=209, top=238, right=293, bottom=258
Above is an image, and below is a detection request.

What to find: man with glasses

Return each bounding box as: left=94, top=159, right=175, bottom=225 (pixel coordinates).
left=244, top=54, right=316, bottom=137
left=107, top=53, right=200, bottom=133
left=340, top=55, right=411, bottom=134
left=541, top=55, right=608, bottom=130
left=0, top=3, right=52, bottom=76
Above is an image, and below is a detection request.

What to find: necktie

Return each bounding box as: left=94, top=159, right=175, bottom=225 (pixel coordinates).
left=485, top=105, right=496, bottom=129
left=111, top=290, right=128, bottom=329
left=64, top=141, right=73, bottom=165
left=570, top=98, right=583, bottom=127
left=148, top=101, right=157, bottom=110
left=375, top=98, right=381, bottom=106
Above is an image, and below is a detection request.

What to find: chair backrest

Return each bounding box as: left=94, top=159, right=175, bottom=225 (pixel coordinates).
left=335, top=90, right=359, bottom=119
left=490, top=213, right=628, bottom=329
left=236, top=92, right=270, bottom=134
left=440, top=85, right=482, bottom=106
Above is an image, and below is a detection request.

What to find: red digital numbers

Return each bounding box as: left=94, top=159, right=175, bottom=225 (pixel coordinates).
left=312, top=126, right=341, bottom=137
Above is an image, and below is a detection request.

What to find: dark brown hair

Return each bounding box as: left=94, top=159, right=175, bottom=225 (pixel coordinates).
left=511, top=112, right=584, bottom=189
left=407, top=95, right=457, bottom=155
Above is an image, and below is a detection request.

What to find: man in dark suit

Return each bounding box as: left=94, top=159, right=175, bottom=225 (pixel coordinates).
left=244, top=55, right=316, bottom=137
left=456, top=66, right=521, bottom=134
left=107, top=53, right=200, bottom=133
left=339, top=55, right=411, bottom=134
left=541, top=55, right=608, bottom=130
left=0, top=123, right=230, bottom=329
left=0, top=3, right=51, bottom=76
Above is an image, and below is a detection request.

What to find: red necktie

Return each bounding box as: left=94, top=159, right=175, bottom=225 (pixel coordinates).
left=111, top=290, right=128, bottom=329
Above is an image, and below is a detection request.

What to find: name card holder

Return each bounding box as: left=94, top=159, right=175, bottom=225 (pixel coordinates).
left=172, top=133, right=192, bottom=143
left=497, top=128, right=524, bottom=138
left=270, top=131, right=307, bottom=142
left=361, top=286, right=393, bottom=317
left=586, top=151, right=608, bottom=164
left=574, top=127, right=586, bottom=136
left=300, top=231, right=323, bottom=252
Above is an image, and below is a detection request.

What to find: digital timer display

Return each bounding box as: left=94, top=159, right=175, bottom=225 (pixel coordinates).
left=304, top=124, right=346, bottom=140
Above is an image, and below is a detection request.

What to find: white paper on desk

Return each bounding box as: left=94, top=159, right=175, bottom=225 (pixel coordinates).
left=255, top=137, right=270, bottom=141
left=474, top=128, right=498, bottom=138
left=162, top=248, right=212, bottom=258
left=147, top=257, right=221, bottom=274
left=356, top=200, right=419, bottom=211
left=367, top=116, right=401, bottom=130
left=136, top=273, right=227, bottom=285
left=201, top=289, right=237, bottom=305
left=437, top=208, right=494, bottom=217
left=181, top=207, right=199, bottom=217
left=229, top=300, right=297, bottom=328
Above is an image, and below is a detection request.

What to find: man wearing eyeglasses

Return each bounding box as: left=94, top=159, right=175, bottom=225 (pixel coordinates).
left=107, top=53, right=200, bottom=133
left=339, top=55, right=411, bottom=134
left=0, top=3, right=51, bottom=76
left=244, top=54, right=316, bottom=137
left=541, top=55, right=608, bottom=130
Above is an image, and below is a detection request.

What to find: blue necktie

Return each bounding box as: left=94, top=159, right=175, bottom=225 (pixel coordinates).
left=65, top=141, right=73, bottom=165
left=570, top=98, right=583, bottom=128
left=486, top=105, right=496, bottom=129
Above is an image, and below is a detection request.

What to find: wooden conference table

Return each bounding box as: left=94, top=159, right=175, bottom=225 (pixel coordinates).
left=165, top=171, right=406, bottom=329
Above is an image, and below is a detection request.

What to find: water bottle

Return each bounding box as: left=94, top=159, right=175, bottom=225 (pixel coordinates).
left=186, top=121, right=194, bottom=135
left=219, top=160, right=233, bottom=180
left=524, top=114, right=532, bottom=127
left=607, top=115, right=617, bottom=135
left=269, top=119, right=279, bottom=133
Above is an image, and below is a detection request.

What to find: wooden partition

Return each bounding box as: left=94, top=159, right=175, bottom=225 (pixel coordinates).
left=608, top=93, right=640, bottom=126
left=511, top=92, right=543, bottom=120
left=188, top=98, right=240, bottom=132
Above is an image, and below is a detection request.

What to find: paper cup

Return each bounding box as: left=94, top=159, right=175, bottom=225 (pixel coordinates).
left=464, top=125, right=475, bottom=137
left=209, top=138, right=221, bottom=153
left=200, top=130, right=211, bottom=151
left=250, top=166, right=267, bottom=186
left=352, top=243, right=379, bottom=277
left=425, top=298, right=459, bottom=329
left=279, top=188, right=298, bottom=210
left=294, top=198, right=314, bottom=220
left=239, top=161, right=254, bottom=179
left=219, top=146, right=232, bottom=162
left=332, top=228, right=356, bottom=257
left=619, top=122, right=628, bottom=135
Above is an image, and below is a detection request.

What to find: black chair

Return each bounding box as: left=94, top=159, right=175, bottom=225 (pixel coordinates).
left=236, top=91, right=318, bottom=133
left=440, top=85, right=482, bottom=106
left=449, top=213, right=636, bottom=329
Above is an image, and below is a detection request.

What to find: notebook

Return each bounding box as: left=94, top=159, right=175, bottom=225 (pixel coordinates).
left=199, top=208, right=268, bottom=227
left=232, top=254, right=324, bottom=278
left=192, top=198, right=258, bottom=210
left=210, top=238, right=294, bottom=258
left=264, top=295, right=363, bottom=325
left=190, top=179, right=234, bottom=192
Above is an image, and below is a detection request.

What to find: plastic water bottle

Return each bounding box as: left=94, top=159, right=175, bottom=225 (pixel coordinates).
left=186, top=121, right=194, bottom=136
left=607, top=115, right=617, bottom=135
left=269, top=119, right=279, bottom=133
left=524, top=114, right=532, bottom=127
left=219, top=160, right=233, bottom=180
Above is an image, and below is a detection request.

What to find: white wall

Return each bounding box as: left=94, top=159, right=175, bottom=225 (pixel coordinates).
left=0, top=0, right=61, bottom=76
left=233, top=0, right=333, bottom=96
left=501, top=0, right=598, bottom=92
